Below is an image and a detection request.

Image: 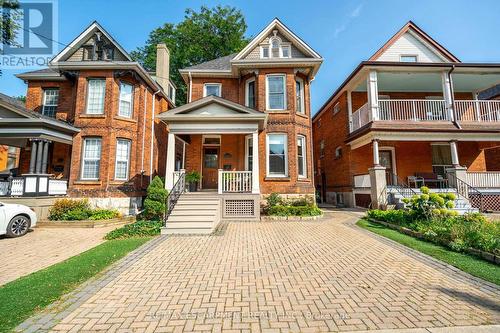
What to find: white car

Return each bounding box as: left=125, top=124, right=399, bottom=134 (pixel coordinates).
left=0, top=202, right=37, bottom=237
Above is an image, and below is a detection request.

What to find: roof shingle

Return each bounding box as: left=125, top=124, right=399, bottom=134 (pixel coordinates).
left=181, top=53, right=237, bottom=71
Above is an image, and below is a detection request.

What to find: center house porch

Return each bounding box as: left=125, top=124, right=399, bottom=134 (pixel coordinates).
left=157, top=96, right=267, bottom=231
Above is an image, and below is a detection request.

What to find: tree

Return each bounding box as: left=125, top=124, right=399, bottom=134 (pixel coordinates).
left=0, top=0, right=21, bottom=76
left=131, top=5, right=249, bottom=105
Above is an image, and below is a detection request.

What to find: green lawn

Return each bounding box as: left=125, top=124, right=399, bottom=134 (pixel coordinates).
left=356, top=219, right=500, bottom=286
left=0, top=237, right=151, bottom=332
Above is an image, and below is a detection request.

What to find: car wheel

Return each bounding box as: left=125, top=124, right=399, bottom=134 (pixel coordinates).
left=6, top=215, right=31, bottom=237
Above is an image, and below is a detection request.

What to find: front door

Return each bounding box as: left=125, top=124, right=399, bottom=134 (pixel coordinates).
left=202, top=147, right=219, bottom=189
left=379, top=150, right=394, bottom=185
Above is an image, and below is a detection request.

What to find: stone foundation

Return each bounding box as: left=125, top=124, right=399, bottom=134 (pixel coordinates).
left=88, top=197, right=143, bottom=216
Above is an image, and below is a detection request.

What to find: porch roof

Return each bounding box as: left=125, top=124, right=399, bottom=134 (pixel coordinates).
left=157, top=95, right=267, bottom=133
left=0, top=93, right=79, bottom=146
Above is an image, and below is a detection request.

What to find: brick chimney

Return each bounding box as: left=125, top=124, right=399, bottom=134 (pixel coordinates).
left=155, top=43, right=170, bottom=92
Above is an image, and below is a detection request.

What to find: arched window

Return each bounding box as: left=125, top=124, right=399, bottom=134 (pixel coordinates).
left=270, top=37, right=281, bottom=58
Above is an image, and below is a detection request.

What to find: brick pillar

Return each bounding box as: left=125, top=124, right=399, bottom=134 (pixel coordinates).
left=369, top=166, right=387, bottom=209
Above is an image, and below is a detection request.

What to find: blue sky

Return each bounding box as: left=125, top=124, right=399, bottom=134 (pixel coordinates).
left=1, top=0, right=499, bottom=113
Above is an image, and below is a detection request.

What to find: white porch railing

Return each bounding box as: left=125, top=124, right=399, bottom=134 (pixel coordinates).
left=354, top=174, right=371, bottom=188
left=10, top=178, right=24, bottom=196
left=378, top=99, right=449, bottom=121
left=218, top=170, right=252, bottom=193
left=466, top=172, right=500, bottom=188
left=0, top=178, right=68, bottom=196
left=48, top=179, right=68, bottom=195
left=454, top=100, right=500, bottom=122
left=351, top=103, right=371, bottom=131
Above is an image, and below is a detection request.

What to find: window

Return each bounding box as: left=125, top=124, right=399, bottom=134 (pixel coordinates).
left=81, top=138, right=102, bottom=180
left=282, top=45, right=290, bottom=58
left=297, top=135, right=307, bottom=178
left=86, top=79, right=106, bottom=114
left=320, top=140, right=325, bottom=158
left=203, top=135, right=221, bottom=145
left=296, top=78, right=304, bottom=114
left=271, top=38, right=280, bottom=58
left=203, top=83, right=221, bottom=97
left=431, top=144, right=452, bottom=176
left=246, top=78, right=256, bottom=109
left=333, top=102, right=340, bottom=115
left=263, top=34, right=291, bottom=59
left=42, top=88, right=59, bottom=118
left=115, top=139, right=131, bottom=180
left=336, top=193, right=344, bottom=205
left=267, top=134, right=287, bottom=177
left=118, top=82, right=133, bottom=118
left=245, top=135, right=253, bottom=171
left=266, top=74, right=286, bottom=110
left=261, top=46, right=269, bottom=58
left=400, top=55, right=417, bottom=62
left=335, top=146, right=342, bottom=159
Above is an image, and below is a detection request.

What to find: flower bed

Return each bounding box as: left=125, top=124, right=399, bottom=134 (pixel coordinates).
left=48, top=198, right=121, bottom=221
left=262, top=193, right=323, bottom=218
left=105, top=220, right=162, bottom=239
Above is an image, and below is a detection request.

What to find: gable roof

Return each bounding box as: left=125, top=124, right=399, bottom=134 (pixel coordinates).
left=183, top=53, right=237, bottom=71
left=51, top=21, right=132, bottom=63
left=232, top=18, right=321, bottom=61
left=369, top=21, right=460, bottom=63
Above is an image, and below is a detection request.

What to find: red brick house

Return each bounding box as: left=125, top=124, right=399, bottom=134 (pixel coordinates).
left=0, top=22, right=175, bottom=216
left=313, top=21, right=500, bottom=212
left=157, top=18, right=322, bottom=233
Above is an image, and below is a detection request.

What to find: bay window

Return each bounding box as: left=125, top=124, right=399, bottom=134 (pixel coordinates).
left=266, top=133, right=288, bottom=177
left=266, top=74, right=286, bottom=110
left=118, top=82, right=133, bottom=118
left=245, top=78, right=256, bottom=109
left=296, top=78, right=304, bottom=114
left=115, top=139, right=131, bottom=180
left=86, top=79, right=106, bottom=114
left=81, top=138, right=102, bottom=180
left=297, top=135, right=307, bottom=178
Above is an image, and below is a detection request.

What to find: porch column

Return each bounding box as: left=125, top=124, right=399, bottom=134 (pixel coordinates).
left=473, top=92, right=481, bottom=122
left=35, top=140, right=43, bottom=174
left=251, top=131, right=260, bottom=194
left=450, top=140, right=460, bottom=167
left=165, top=132, right=176, bottom=190
left=41, top=140, right=50, bottom=174
left=372, top=139, right=380, bottom=166
left=29, top=139, right=38, bottom=174
left=367, top=70, right=379, bottom=121
left=347, top=90, right=353, bottom=132
left=442, top=71, right=454, bottom=121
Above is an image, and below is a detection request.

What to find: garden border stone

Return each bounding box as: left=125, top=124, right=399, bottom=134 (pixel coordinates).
left=36, top=216, right=136, bottom=228
left=261, top=214, right=324, bottom=221
left=367, top=217, right=500, bottom=265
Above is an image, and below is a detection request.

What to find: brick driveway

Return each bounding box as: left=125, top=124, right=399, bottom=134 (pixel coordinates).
left=0, top=226, right=117, bottom=286
left=18, top=211, right=500, bottom=332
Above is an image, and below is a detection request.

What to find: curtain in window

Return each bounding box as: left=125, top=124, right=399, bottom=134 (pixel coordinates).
left=268, top=134, right=286, bottom=175
left=86, top=79, right=106, bottom=114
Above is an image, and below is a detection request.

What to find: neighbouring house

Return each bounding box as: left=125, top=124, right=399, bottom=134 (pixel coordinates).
left=0, top=21, right=175, bottom=217
left=157, top=18, right=322, bottom=233
left=312, top=21, right=500, bottom=213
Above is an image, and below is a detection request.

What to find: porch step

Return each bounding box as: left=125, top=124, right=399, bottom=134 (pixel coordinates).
left=162, top=193, right=221, bottom=235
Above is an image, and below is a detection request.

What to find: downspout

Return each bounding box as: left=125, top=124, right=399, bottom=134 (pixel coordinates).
left=188, top=71, right=192, bottom=103
left=140, top=87, right=148, bottom=188
left=448, top=65, right=461, bottom=129
left=150, top=89, right=161, bottom=182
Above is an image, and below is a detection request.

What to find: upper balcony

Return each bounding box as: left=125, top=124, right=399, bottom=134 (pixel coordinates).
left=347, top=66, right=500, bottom=134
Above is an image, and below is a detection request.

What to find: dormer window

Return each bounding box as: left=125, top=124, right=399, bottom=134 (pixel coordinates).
left=271, top=37, right=280, bottom=58
left=261, top=31, right=291, bottom=59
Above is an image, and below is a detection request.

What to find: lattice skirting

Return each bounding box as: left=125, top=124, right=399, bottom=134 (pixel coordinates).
left=469, top=193, right=500, bottom=212
left=225, top=199, right=255, bottom=217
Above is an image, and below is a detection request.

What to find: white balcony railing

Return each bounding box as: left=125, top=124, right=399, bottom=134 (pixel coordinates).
left=455, top=100, right=500, bottom=122
left=378, top=99, right=449, bottom=121
left=351, top=103, right=371, bottom=131
left=0, top=177, right=68, bottom=196
left=466, top=172, right=500, bottom=188
left=218, top=170, right=252, bottom=193
left=354, top=174, right=371, bottom=188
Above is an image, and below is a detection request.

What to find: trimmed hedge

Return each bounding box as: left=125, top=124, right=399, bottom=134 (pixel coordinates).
left=105, top=220, right=162, bottom=240
left=264, top=193, right=322, bottom=217
left=48, top=199, right=120, bottom=221
left=367, top=209, right=500, bottom=255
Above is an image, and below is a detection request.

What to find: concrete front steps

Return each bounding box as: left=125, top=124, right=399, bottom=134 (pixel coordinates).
left=387, top=187, right=479, bottom=214
left=161, top=192, right=221, bottom=235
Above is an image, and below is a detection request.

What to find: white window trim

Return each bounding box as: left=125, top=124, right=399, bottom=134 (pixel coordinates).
left=80, top=138, right=102, bottom=180
left=85, top=78, right=106, bottom=115
left=266, top=74, right=287, bottom=111
left=42, top=88, right=59, bottom=117
left=280, top=43, right=291, bottom=58
left=379, top=146, right=397, bottom=176
left=297, top=135, right=307, bottom=178
left=266, top=133, right=288, bottom=177
left=245, top=77, right=256, bottom=108
left=260, top=45, right=270, bottom=58
left=400, top=54, right=418, bottom=62
left=203, top=83, right=222, bottom=97
left=114, top=138, right=131, bottom=180
left=245, top=134, right=253, bottom=171
left=296, top=78, right=305, bottom=114
left=118, top=81, right=134, bottom=118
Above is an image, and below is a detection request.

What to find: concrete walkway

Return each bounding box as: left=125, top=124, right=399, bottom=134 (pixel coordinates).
left=17, top=211, right=500, bottom=332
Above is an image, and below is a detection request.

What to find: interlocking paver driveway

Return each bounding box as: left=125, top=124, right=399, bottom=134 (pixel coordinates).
left=19, top=211, right=500, bottom=332
left=0, top=226, right=117, bottom=286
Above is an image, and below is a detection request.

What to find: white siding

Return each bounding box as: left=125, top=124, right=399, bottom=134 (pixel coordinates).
left=376, top=32, right=448, bottom=63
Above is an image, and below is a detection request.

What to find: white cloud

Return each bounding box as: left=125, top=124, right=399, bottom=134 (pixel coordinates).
left=350, top=3, right=363, bottom=17
left=333, top=2, right=363, bottom=38
left=334, top=25, right=346, bottom=38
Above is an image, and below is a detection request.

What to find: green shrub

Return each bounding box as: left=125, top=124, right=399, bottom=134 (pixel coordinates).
left=105, top=220, right=162, bottom=240
left=266, top=192, right=283, bottom=208
left=143, top=176, right=168, bottom=220
left=267, top=205, right=322, bottom=217
left=89, top=209, right=120, bottom=221
left=401, top=186, right=455, bottom=220
left=49, top=198, right=92, bottom=221
left=185, top=171, right=201, bottom=183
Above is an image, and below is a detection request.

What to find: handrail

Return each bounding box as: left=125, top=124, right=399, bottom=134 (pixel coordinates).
left=164, top=172, right=186, bottom=225
left=446, top=172, right=484, bottom=212
left=386, top=171, right=417, bottom=199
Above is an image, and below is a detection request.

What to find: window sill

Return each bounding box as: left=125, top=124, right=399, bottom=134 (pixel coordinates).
left=266, top=110, right=289, bottom=114
left=296, top=113, right=309, bottom=119
left=110, top=180, right=129, bottom=185
left=79, top=114, right=105, bottom=118
left=114, top=116, right=137, bottom=123
left=265, top=176, right=291, bottom=181
left=74, top=180, right=102, bottom=185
